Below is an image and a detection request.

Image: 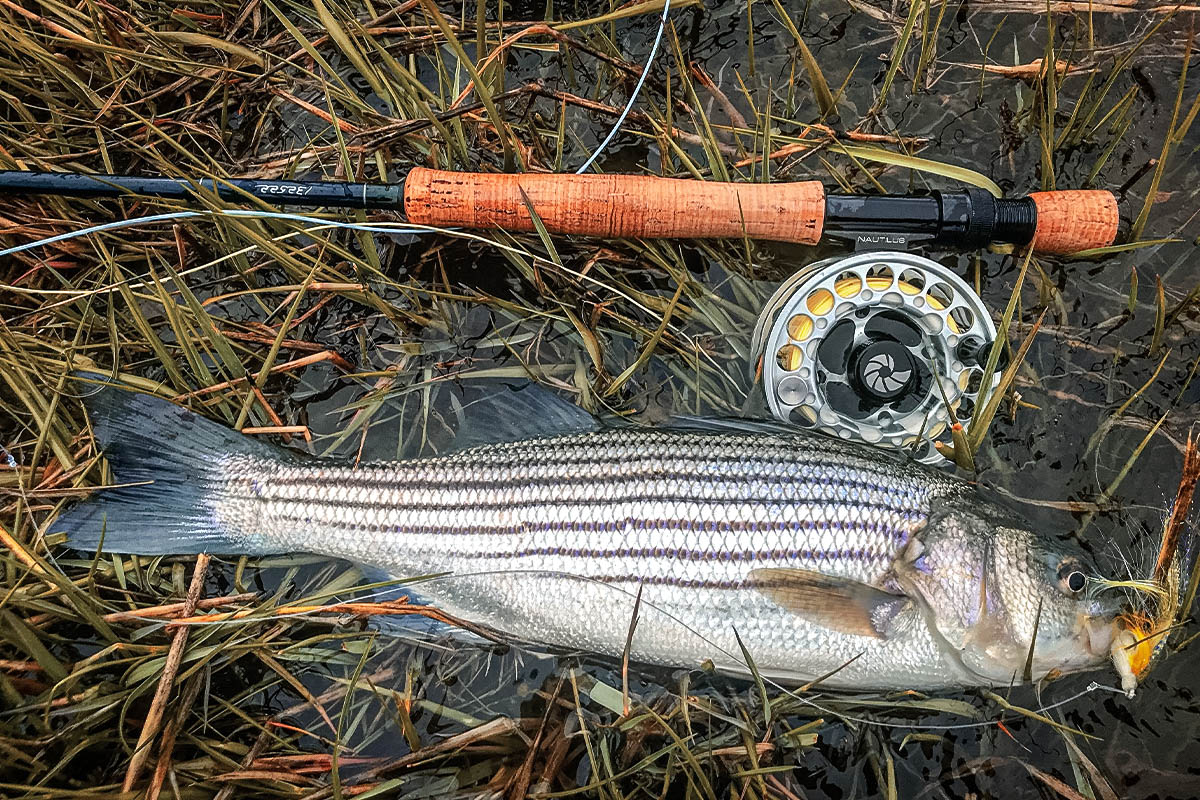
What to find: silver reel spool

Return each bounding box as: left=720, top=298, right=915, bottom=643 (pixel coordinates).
left=751, top=251, right=1000, bottom=464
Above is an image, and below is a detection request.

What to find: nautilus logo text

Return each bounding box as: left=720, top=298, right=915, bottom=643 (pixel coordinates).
left=863, top=353, right=911, bottom=395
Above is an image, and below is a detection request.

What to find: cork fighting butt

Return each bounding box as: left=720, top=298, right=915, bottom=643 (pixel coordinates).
left=1027, top=190, right=1120, bottom=254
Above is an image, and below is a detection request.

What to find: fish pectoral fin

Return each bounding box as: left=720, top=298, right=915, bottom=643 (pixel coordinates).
left=748, top=568, right=911, bottom=640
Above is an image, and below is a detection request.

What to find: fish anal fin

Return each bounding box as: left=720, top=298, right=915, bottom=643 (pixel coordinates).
left=749, top=567, right=911, bottom=640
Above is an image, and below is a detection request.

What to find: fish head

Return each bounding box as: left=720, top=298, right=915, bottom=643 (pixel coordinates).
left=895, top=506, right=1124, bottom=686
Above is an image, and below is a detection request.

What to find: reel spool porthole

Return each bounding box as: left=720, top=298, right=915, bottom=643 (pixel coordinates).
left=751, top=252, right=1000, bottom=464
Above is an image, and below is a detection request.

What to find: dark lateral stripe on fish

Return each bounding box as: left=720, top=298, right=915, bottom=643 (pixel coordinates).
left=377, top=545, right=890, bottom=564
left=262, top=470, right=922, bottom=502
left=516, top=574, right=736, bottom=590
left=257, top=481, right=922, bottom=513
left=534, top=573, right=898, bottom=591
left=258, top=463, right=927, bottom=503
left=260, top=490, right=924, bottom=518
left=274, top=511, right=918, bottom=542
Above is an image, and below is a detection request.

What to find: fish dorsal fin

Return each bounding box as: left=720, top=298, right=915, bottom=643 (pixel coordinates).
left=748, top=567, right=911, bottom=640
left=451, top=381, right=601, bottom=449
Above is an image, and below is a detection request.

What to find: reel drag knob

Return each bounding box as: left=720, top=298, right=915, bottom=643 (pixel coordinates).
left=851, top=340, right=917, bottom=403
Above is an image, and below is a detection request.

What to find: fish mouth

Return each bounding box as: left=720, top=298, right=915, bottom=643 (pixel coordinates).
left=1083, top=615, right=1118, bottom=657
left=1075, top=599, right=1139, bottom=694
left=1078, top=590, right=1124, bottom=657
left=1074, top=613, right=1142, bottom=698
left=1106, top=621, right=1141, bottom=697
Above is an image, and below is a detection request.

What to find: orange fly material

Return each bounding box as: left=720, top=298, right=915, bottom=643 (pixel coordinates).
left=1118, top=612, right=1168, bottom=679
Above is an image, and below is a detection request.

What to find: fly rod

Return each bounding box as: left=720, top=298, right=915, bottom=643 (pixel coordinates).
left=0, top=168, right=1120, bottom=254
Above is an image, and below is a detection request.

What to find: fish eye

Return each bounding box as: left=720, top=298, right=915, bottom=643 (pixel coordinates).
left=1057, top=561, right=1087, bottom=595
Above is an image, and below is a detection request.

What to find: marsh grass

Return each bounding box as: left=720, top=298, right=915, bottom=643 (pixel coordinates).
left=0, top=0, right=1198, bottom=797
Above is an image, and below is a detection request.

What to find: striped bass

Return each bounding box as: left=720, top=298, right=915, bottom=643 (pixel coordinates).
left=55, top=376, right=1141, bottom=693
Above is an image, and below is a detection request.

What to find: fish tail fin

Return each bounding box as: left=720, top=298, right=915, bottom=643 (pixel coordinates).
left=51, top=373, right=292, bottom=555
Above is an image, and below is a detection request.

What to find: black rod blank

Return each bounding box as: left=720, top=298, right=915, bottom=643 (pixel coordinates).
left=0, top=170, right=404, bottom=210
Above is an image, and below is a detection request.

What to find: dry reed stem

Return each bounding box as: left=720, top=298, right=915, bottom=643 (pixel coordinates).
left=0, top=521, right=46, bottom=574
left=123, top=553, right=210, bottom=792
left=1154, top=433, right=1200, bottom=586
left=171, top=351, right=353, bottom=400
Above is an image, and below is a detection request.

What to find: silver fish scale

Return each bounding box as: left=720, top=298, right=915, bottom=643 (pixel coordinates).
left=214, top=428, right=973, bottom=688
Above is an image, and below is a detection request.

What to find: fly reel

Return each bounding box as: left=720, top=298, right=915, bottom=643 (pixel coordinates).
left=752, top=252, right=1000, bottom=464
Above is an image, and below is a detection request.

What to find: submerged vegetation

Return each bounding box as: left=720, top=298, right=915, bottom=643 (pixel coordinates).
left=0, top=0, right=1198, bottom=797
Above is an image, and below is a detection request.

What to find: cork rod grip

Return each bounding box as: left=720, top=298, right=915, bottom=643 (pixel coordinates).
left=403, top=168, right=827, bottom=244
left=1029, top=190, right=1119, bottom=254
